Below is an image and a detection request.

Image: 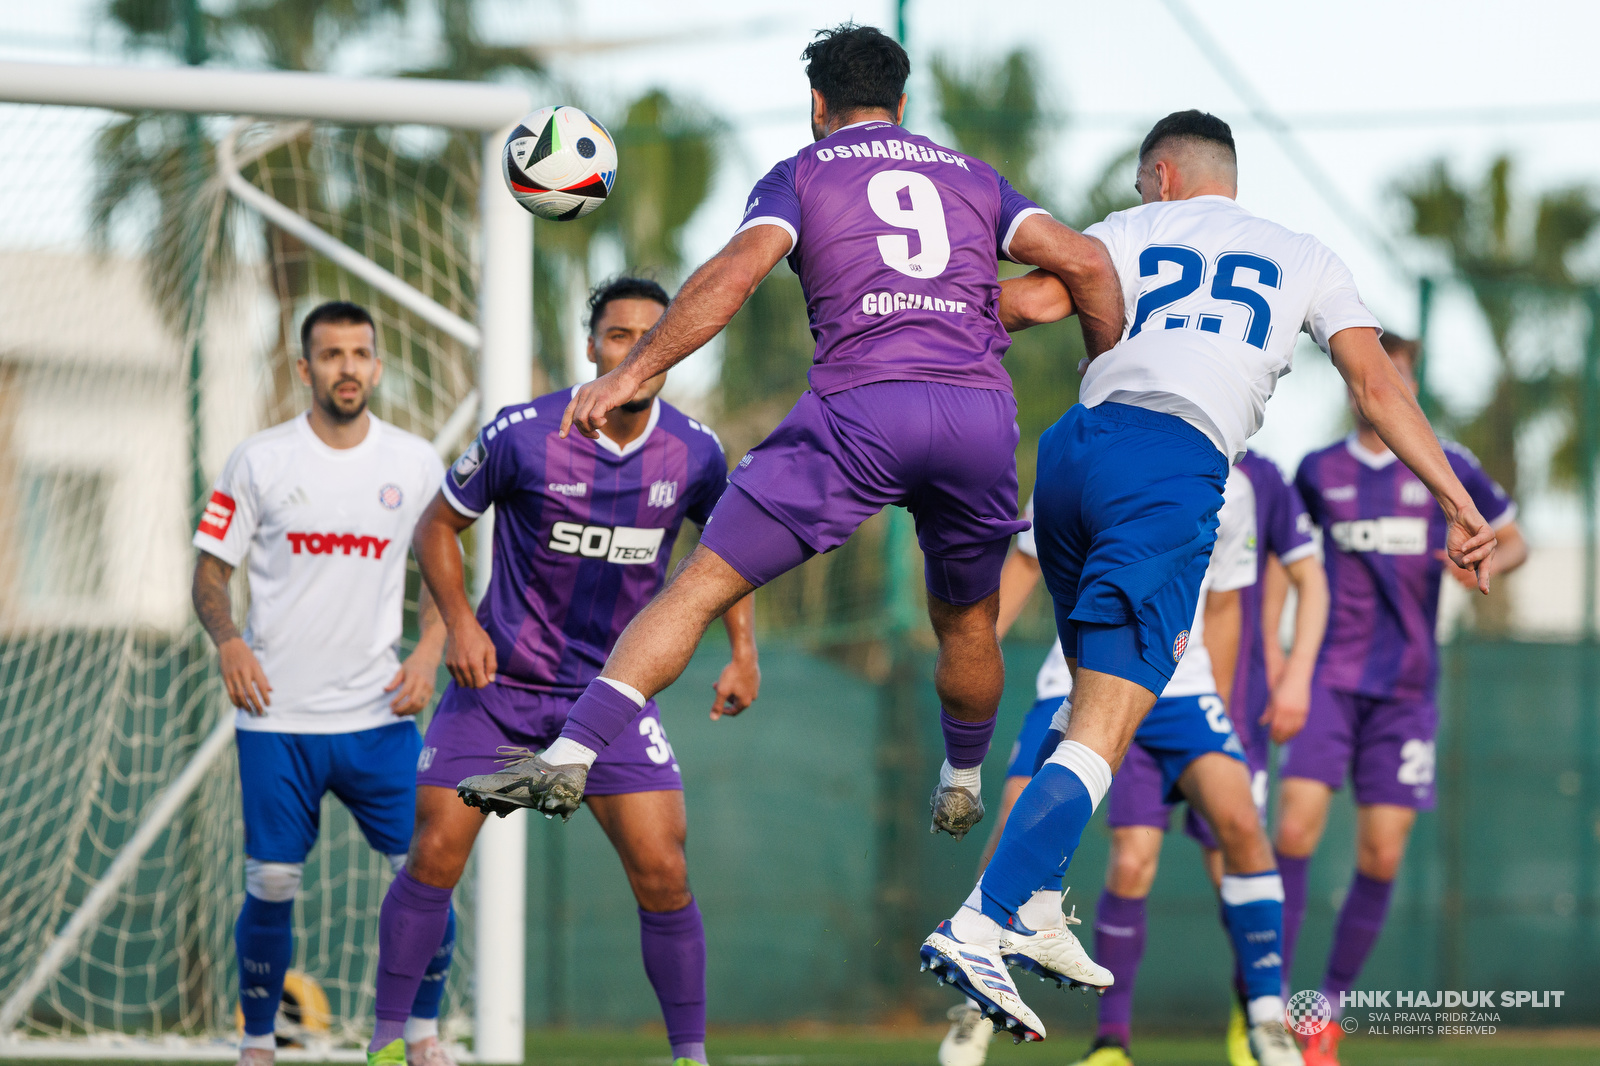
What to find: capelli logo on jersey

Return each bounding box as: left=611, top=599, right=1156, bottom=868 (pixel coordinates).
left=286, top=532, right=393, bottom=559
left=548, top=482, right=588, bottom=498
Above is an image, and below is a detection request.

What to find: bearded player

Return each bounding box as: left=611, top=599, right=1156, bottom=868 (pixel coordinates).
left=479, top=24, right=1122, bottom=864
left=1275, top=333, right=1525, bottom=1065
left=365, top=278, right=758, bottom=1066
left=191, top=302, right=448, bottom=1066
left=924, top=110, right=1499, bottom=1044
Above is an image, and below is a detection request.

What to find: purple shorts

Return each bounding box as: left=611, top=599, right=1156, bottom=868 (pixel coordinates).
left=1280, top=682, right=1438, bottom=809
left=703, top=380, right=1027, bottom=606
left=417, top=680, right=682, bottom=795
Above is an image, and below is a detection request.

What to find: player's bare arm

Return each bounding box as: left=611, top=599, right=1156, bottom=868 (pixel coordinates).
left=412, top=491, right=497, bottom=688
left=709, top=594, right=760, bottom=720
left=998, top=270, right=1072, bottom=332
left=1329, top=326, right=1497, bottom=590
left=994, top=546, right=1043, bottom=639
left=1262, top=553, right=1328, bottom=744
left=192, top=550, right=271, bottom=714
left=1201, top=586, right=1242, bottom=706
left=387, top=582, right=445, bottom=716
left=1004, top=214, right=1125, bottom=357
left=562, top=225, right=793, bottom=440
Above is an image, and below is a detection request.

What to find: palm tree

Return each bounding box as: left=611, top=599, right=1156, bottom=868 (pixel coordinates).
left=1398, top=155, right=1599, bottom=631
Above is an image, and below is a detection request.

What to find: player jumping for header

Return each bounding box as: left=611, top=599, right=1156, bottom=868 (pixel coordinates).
left=922, top=110, right=1500, bottom=1044
left=1275, top=333, right=1525, bottom=1066
left=472, top=25, right=1123, bottom=909
left=368, top=278, right=757, bottom=1066
left=192, top=302, right=450, bottom=1066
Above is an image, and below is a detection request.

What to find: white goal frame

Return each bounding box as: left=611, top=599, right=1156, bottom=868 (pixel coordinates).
left=0, top=59, right=535, bottom=1065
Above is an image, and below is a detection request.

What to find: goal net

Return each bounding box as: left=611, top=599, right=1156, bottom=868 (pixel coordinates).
left=0, top=65, right=530, bottom=1059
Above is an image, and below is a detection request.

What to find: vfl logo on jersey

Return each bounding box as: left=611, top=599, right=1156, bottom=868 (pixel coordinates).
left=417, top=746, right=436, bottom=772
left=1329, top=517, right=1427, bottom=556
left=198, top=490, right=235, bottom=539
left=1400, top=479, right=1430, bottom=506
left=286, top=532, right=393, bottom=559
left=378, top=483, right=403, bottom=510
left=647, top=480, right=678, bottom=508
left=450, top=437, right=486, bottom=488
left=548, top=522, right=665, bottom=565
left=1172, top=629, right=1190, bottom=663
left=548, top=482, right=587, bottom=498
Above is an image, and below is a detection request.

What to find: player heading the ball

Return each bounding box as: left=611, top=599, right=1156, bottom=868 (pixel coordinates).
left=191, top=301, right=450, bottom=1066
left=483, top=28, right=1122, bottom=973
left=926, top=110, right=1500, bottom=1058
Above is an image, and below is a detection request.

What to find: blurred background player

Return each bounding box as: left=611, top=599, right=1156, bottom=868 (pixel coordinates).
left=190, top=301, right=448, bottom=1066
left=1274, top=333, right=1526, bottom=1065
left=369, top=278, right=759, bottom=1066
left=499, top=22, right=1123, bottom=842
left=931, top=109, right=1501, bottom=1044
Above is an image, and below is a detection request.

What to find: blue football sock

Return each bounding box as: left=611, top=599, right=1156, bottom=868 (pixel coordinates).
left=407, top=904, right=455, bottom=1020
left=1220, top=872, right=1286, bottom=1017
left=236, top=893, right=294, bottom=1037
left=978, top=742, right=1110, bottom=931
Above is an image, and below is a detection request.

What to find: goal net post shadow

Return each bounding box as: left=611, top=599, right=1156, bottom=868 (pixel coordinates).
left=0, top=60, right=533, bottom=1064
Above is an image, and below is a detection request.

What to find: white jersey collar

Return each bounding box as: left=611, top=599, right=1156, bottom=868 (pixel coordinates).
left=1345, top=433, right=1398, bottom=469
left=295, top=410, right=382, bottom=460
left=572, top=385, right=660, bottom=459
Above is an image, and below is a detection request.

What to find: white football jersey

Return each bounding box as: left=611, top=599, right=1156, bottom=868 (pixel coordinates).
left=193, top=414, right=445, bottom=734
left=1016, top=467, right=1256, bottom=702
left=1083, top=195, right=1381, bottom=461
left=1163, top=466, right=1258, bottom=698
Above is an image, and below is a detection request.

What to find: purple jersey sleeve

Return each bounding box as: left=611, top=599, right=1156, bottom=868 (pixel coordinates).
left=735, top=156, right=801, bottom=251
left=442, top=406, right=523, bottom=518
left=1261, top=460, right=1317, bottom=564
left=685, top=436, right=729, bottom=528
left=1446, top=443, right=1515, bottom=528
left=995, top=174, right=1047, bottom=263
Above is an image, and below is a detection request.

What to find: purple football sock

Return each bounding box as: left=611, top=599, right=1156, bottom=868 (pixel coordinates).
left=639, top=899, right=707, bottom=1062
left=1093, top=890, right=1147, bottom=1048
left=371, top=869, right=453, bottom=1050
left=1321, top=873, right=1394, bottom=1003
left=562, top=678, right=645, bottom=753
left=1276, top=851, right=1309, bottom=993
left=940, top=708, right=996, bottom=769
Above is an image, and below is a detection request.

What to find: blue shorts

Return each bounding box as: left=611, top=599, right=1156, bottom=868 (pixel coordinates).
left=1033, top=403, right=1228, bottom=696
left=1004, top=697, right=1068, bottom=778
left=1110, top=693, right=1248, bottom=817
left=236, top=721, right=422, bottom=863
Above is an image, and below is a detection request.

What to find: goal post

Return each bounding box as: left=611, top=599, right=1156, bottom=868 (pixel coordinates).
left=0, top=60, right=533, bottom=1063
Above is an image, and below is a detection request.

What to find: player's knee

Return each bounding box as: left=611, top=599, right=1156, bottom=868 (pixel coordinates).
left=1106, top=845, right=1157, bottom=897
left=626, top=850, right=690, bottom=911
left=407, top=824, right=473, bottom=888
left=1357, top=838, right=1407, bottom=881
left=244, top=858, right=303, bottom=903
left=1212, top=804, right=1264, bottom=854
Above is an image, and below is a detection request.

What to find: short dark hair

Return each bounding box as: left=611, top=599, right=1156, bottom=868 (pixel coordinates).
left=300, top=300, right=375, bottom=356
left=801, top=23, right=909, bottom=115
left=1139, top=109, right=1236, bottom=163
left=587, top=276, right=670, bottom=335
left=1380, top=331, right=1420, bottom=369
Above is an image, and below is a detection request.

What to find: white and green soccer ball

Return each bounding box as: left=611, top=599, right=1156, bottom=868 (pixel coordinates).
left=501, top=105, right=618, bottom=221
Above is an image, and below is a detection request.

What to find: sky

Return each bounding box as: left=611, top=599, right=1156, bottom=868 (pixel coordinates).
left=4, top=0, right=1599, bottom=541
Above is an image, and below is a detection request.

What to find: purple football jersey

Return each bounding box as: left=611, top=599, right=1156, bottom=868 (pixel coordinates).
left=737, top=120, right=1047, bottom=397
left=1230, top=450, right=1318, bottom=744
left=442, top=391, right=728, bottom=694
left=1296, top=437, right=1514, bottom=699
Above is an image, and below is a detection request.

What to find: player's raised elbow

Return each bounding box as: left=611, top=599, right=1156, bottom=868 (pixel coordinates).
left=999, top=270, right=1073, bottom=330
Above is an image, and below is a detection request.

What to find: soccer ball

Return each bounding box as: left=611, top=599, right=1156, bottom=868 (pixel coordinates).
left=501, top=106, right=617, bottom=221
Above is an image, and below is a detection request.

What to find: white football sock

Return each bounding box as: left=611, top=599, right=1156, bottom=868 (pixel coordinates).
left=1248, top=994, right=1286, bottom=1026
left=404, top=1016, right=439, bottom=1042
left=939, top=759, right=981, bottom=796
left=948, top=901, right=1006, bottom=950
left=240, top=1032, right=276, bottom=1051
left=1016, top=889, right=1065, bottom=931
left=541, top=736, right=597, bottom=769
left=599, top=676, right=647, bottom=707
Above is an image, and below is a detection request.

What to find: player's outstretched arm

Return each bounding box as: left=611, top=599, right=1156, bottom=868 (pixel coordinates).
left=1004, top=214, right=1125, bottom=358
left=1262, top=554, right=1329, bottom=744
left=563, top=225, right=794, bottom=440
left=413, top=491, right=497, bottom=688
left=192, top=550, right=272, bottom=714
left=1329, top=326, right=1497, bottom=592
left=710, top=593, right=760, bottom=720
left=388, top=582, right=446, bottom=715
